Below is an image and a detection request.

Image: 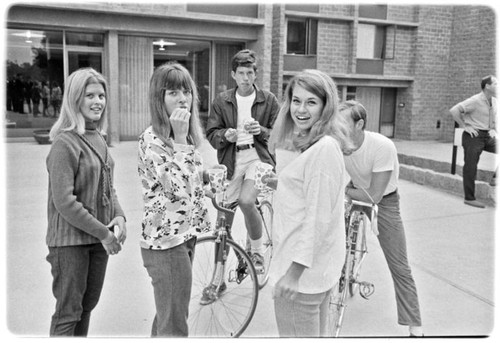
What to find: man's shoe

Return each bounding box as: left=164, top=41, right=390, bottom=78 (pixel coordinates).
left=464, top=199, right=486, bottom=208
left=250, top=252, right=265, bottom=274
left=199, top=282, right=227, bottom=305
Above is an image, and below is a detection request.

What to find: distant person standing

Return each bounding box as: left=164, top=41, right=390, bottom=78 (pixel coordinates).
left=449, top=75, right=497, bottom=208
left=31, top=81, right=42, bottom=117
left=24, top=79, right=33, bottom=114
left=51, top=81, right=63, bottom=117
left=13, top=74, right=25, bottom=114
left=42, top=81, right=50, bottom=117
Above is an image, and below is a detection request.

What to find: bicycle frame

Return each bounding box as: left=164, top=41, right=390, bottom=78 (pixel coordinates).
left=329, top=199, right=377, bottom=337
left=208, top=195, right=236, bottom=284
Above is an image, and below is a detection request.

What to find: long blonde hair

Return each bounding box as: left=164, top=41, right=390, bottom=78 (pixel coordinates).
left=269, top=69, right=352, bottom=153
left=49, top=68, right=108, bottom=141
left=148, top=62, right=203, bottom=148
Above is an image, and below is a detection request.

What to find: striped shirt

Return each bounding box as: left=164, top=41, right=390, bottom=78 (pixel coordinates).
left=46, top=128, right=125, bottom=247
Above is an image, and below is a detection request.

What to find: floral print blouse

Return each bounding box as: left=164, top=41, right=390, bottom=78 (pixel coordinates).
left=138, top=126, right=210, bottom=250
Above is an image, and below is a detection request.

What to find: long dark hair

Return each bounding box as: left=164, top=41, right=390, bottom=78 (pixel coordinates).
left=148, top=62, right=203, bottom=148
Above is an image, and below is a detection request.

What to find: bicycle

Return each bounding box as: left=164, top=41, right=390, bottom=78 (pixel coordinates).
left=187, top=177, right=273, bottom=337
left=328, top=198, right=377, bottom=337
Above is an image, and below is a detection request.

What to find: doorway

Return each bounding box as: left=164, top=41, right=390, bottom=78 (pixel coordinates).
left=353, top=86, right=396, bottom=137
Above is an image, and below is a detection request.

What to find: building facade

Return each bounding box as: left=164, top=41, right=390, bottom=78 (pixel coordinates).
left=5, top=3, right=496, bottom=144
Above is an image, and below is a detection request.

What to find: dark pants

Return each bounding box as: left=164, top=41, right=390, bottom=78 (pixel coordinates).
left=377, top=192, right=422, bottom=326
left=462, top=130, right=497, bottom=200
left=141, top=238, right=196, bottom=337
left=46, top=244, right=109, bottom=336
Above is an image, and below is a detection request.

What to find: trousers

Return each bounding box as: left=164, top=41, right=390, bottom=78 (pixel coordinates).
left=46, top=243, right=108, bottom=336
left=141, top=238, right=196, bottom=337
left=462, top=130, right=496, bottom=200
left=273, top=290, right=331, bottom=337
left=377, top=192, right=422, bottom=326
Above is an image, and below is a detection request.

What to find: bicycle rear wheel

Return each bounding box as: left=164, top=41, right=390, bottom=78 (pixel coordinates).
left=189, top=236, right=259, bottom=337
left=257, top=200, right=273, bottom=289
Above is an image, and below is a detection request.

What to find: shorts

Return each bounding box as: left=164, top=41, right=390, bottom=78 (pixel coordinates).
left=225, top=148, right=261, bottom=203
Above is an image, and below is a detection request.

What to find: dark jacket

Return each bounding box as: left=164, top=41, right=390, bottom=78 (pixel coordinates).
left=206, top=85, right=280, bottom=179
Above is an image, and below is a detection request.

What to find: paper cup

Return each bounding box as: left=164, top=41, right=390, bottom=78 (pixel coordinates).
left=254, top=162, right=273, bottom=190
left=243, top=119, right=254, bottom=133
left=208, top=168, right=227, bottom=194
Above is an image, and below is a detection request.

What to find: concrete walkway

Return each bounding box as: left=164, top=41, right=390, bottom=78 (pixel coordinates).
left=2, top=137, right=498, bottom=340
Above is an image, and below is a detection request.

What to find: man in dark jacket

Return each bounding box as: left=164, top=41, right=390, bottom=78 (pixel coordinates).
left=206, top=49, right=279, bottom=272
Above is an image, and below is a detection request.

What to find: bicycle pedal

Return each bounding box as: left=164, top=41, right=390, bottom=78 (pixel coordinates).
left=228, top=267, right=248, bottom=284
left=358, top=281, right=375, bottom=299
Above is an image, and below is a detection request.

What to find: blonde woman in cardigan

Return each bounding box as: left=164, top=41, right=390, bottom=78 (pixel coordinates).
left=46, top=68, right=126, bottom=336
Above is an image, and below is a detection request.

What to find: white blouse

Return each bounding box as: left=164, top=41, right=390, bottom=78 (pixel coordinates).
left=269, top=136, right=347, bottom=294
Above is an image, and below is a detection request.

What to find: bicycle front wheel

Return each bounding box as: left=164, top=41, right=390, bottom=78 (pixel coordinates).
left=348, top=214, right=367, bottom=297
left=257, top=200, right=273, bottom=289
left=189, top=236, right=259, bottom=337
left=328, top=263, right=351, bottom=337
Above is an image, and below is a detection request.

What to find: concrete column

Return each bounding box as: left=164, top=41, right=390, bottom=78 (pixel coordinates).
left=105, top=30, right=120, bottom=145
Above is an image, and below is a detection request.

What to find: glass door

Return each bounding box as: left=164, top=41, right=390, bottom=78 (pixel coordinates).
left=153, top=38, right=211, bottom=128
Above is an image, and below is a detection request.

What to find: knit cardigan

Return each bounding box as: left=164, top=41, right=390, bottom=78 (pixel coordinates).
left=46, top=129, right=125, bottom=247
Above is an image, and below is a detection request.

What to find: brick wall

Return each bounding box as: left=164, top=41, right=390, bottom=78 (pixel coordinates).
left=444, top=5, right=496, bottom=141
left=270, top=4, right=285, bottom=99
left=387, top=5, right=418, bottom=22
left=409, top=5, right=454, bottom=140
left=319, top=4, right=353, bottom=17
left=317, top=21, right=352, bottom=74
left=384, top=26, right=417, bottom=76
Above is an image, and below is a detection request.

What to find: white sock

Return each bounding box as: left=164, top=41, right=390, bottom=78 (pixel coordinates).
left=249, top=237, right=263, bottom=255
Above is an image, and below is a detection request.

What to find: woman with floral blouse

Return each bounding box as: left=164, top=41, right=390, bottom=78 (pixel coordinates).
left=138, top=63, right=211, bottom=337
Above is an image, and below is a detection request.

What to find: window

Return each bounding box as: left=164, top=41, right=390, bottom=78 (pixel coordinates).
left=286, top=18, right=317, bottom=55
left=66, top=32, right=104, bottom=47
left=357, top=23, right=386, bottom=59
left=6, top=28, right=104, bottom=134
left=346, top=86, right=356, bottom=101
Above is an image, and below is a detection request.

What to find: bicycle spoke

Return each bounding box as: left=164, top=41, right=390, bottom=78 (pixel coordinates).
left=257, top=200, right=273, bottom=288
left=189, top=237, right=258, bottom=337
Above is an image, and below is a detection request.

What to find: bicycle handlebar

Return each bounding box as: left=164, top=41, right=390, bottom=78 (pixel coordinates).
left=346, top=198, right=379, bottom=235
left=205, top=192, right=235, bottom=216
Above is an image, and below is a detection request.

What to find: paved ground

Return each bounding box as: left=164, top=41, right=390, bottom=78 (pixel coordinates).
left=1, top=138, right=498, bottom=341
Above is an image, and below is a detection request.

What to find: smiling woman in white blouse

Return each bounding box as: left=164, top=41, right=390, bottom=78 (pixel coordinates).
left=267, top=69, right=352, bottom=337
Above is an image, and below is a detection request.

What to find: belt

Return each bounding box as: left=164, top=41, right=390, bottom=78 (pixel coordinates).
left=383, top=189, right=398, bottom=198
left=236, top=143, right=255, bottom=152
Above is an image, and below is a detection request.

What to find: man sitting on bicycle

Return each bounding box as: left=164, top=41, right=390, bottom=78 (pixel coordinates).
left=339, top=100, right=424, bottom=337
left=206, top=49, right=279, bottom=273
